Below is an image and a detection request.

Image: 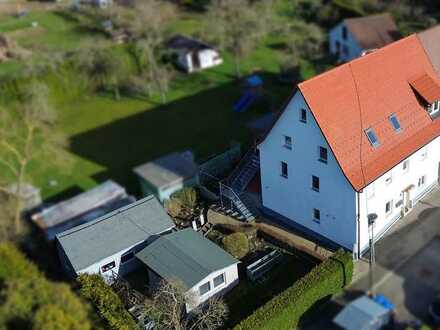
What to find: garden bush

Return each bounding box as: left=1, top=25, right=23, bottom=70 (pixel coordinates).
left=172, top=187, right=198, bottom=211
left=222, top=232, right=250, bottom=259
left=0, top=243, right=93, bottom=330
left=234, top=249, right=353, bottom=330
left=78, top=274, right=138, bottom=330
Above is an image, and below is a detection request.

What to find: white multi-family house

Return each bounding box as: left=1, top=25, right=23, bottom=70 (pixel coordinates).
left=329, top=13, right=400, bottom=62
left=259, top=34, right=440, bottom=258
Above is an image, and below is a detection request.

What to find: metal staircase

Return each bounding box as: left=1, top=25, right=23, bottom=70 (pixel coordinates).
left=219, top=149, right=260, bottom=222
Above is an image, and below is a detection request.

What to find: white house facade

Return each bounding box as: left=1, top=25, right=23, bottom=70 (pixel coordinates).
left=56, top=196, right=175, bottom=280
left=329, top=14, right=400, bottom=62
left=135, top=228, right=239, bottom=312
left=329, top=22, right=364, bottom=62
left=259, top=34, right=440, bottom=258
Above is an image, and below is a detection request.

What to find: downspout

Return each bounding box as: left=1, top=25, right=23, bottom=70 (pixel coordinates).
left=356, top=190, right=361, bottom=259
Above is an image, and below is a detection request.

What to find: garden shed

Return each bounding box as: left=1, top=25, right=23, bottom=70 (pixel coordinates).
left=56, top=195, right=175, bottom=280
left=166, top=35, right=223, bottom=73
left=31, top=180, right=134, bottom=241
left=136, top=228, right=239, bottom=312
left=133, top=151, right=199, bottom=203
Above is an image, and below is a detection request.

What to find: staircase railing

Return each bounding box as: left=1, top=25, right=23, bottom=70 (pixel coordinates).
left=225, top=148, right=257, bottom=186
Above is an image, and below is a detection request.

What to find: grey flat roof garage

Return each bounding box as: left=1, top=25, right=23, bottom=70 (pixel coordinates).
left=133, top=151, right=198, bottom=190
left=57, top=195, right=175, bottom=272
left=136, top=228, right=238, bottom=288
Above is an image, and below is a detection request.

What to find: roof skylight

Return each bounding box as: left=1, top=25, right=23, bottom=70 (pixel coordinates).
left=389, top=114, right=402, bottom=133
left=365, top=128, right=380, bottom=148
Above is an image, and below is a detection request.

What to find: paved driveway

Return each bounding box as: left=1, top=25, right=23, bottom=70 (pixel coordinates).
left=302, top=187, right=440, bottom=329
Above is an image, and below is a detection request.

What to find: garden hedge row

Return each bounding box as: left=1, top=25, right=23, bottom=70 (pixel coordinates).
left=78, top=274, right=138, bottom=330
left=234, top=249, right=353, bottom=330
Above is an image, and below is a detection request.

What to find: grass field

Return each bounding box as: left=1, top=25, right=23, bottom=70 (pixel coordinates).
left=0, top=5, right=331, bottom=201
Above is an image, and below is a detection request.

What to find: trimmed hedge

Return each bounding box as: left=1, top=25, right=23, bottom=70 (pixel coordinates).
left=78, top=274, right=138, bottom=330
left=234, top=249, right=353, bottom=330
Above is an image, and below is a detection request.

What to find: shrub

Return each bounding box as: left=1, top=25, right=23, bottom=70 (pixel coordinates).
left=78, top=274, right=138, bottom=330
left=234, top=249, right=353, bottom=330
left=0, top=243, right=93, bottom=330
left=173, top=187, right=198, bottom=210
left=165, top=198, right=182, bottom=218
left=222, top=232, right=249, bottom=259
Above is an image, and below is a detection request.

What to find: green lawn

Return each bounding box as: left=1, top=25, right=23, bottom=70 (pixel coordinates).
left=0, top=6, right=334, bottom=201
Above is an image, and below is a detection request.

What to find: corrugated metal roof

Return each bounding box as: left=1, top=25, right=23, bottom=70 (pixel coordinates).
left=32, top=180, right=127, bottom=230
left=136, top=229, right=238, bottom=288
left=133, top=151, right=198, bottom=189
left=56, top=195, right=175, bottom=272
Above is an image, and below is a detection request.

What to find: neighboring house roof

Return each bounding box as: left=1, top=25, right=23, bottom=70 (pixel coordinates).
left=263, top=35, right=440, bottom=191
left=57, top=195, right=175, bottom=272
left=133, top=151, right=198, bottom=189
left=343, top=13, right=400, bottom=50
left=418, top=25, right=440, bottom=76
left=32, top=180, right=127, bottom=230
left=136, top=228, right=239, bottom=288
left=166, top=35, right=213, bottom=52
left=333, top=296, right=390, bottom=330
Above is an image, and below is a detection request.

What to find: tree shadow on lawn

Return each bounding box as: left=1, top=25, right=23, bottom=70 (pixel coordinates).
left=69, top=72, right=290, bottom=194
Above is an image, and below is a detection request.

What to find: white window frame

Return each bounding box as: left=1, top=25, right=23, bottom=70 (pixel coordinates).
left=385, top=200, right=393, bottom=216
left=312, top=208, right=321, bottom=222
left=385, top=173, right=392, bottom=185
left=213, top=273, right=226, bottom=288
left=418, top=175, right=426, bottom=188
left=281, top=161, right=288, bottom=178
left=283, top=135, right=292, bottom=150
left=199, top=281, right=211, bottom=296
left=402, top=160, right=409, bottom=173
left=319, top=146, right=328, bottom=163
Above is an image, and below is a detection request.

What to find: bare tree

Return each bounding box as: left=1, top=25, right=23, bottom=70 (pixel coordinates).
left=0, top=82, right=67, bottom=240
left=115, top=0, right=176, bottom=103
left=142, top=279, right=228, bottom=330
left=75, top=44, right=126, bottom=100
left=207, top=0, right=273, bottom=78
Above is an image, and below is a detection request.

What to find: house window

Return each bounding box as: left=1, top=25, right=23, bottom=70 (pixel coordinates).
left=365, top=128, right=380, bottom=148
left=313, top=208, right=321, bottom=222
left=389, top=114, right=402, bottom=133
left=121, top=252, right=134, bottom=264
left=319, top=146, right=328, bottom=163
left=420, top=148, right=428, bottom=160
left=402, top=160, right=409, bottom=172
left=418, top=175, right=426, bottom=188
left=429, top=100, right=440, bottom=115
left=385, top=200, right=393, bottom=215
left=300, top=108, right=307, bottom=123
left=342, top=45, right=349, bottom=57
left=213, top=273, right=225, bottom=288
left=281, top=161, right=288, bottom=178
left=312, top=175, right=320, bottom=192
left=284, top=136, right=292, bottom=149
left=101, top=261, right=116, bottom=273
left=385, top=173, right=392, bottom=185
left=342, top=26, right=347, bottom=40
left=199, top=281, right=211, bottom=296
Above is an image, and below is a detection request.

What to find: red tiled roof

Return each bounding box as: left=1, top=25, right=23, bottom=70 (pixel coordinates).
left=297, top=35, right=440, bottom=191
left=409, top=74, right=440, bottom=104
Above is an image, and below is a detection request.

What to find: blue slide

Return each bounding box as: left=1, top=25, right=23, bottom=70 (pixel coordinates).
left=233, top=90, right=257, bottom=113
